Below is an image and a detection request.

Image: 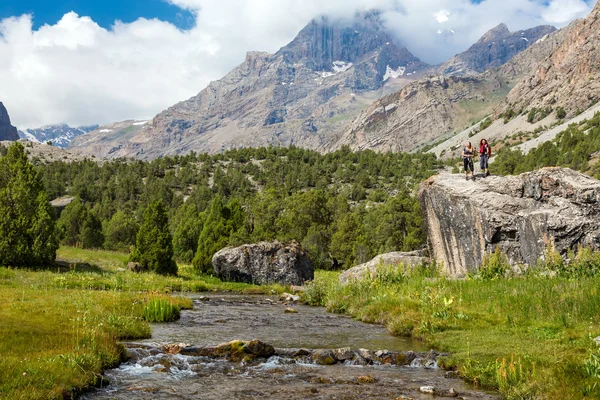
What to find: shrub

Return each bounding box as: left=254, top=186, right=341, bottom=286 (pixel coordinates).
left=556, top=107, right=567, bottom=119
left=478, top=247, right=511, bottom=279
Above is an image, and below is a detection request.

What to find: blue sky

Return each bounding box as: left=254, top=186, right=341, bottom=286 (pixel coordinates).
left=0, top=0, right=195, bottom=30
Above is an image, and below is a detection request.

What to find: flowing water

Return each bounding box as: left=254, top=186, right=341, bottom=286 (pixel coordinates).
left=83, top=294, right=498, bottom=400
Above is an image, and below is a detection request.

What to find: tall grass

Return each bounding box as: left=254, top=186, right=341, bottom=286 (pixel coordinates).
left=303, top=262, right=600, bottom=399
left=0, top=246, right=284, bottom=399
left=144, top=296, right=181, bottom=323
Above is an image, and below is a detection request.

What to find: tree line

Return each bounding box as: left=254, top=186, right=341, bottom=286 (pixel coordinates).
left=0, top=143, right=441, bottom=274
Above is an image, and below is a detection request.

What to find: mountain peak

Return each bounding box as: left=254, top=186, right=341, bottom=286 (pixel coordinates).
left=477, top=23, right=511, bottom=44
left=0, top=102, right=19, bottom=141
left=276, top=10, right=423, bottom=72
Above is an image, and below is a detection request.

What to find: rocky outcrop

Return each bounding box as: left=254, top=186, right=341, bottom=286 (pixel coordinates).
left=0, top=102, right=19, bottom=141
left=339, top=251, right=427, bottom=284
left=419, top=168, right=600, bottom=277
left=438, top=24, right=556, bottom=76
left=497, top=2, right=600, bottom=120
left=212, top=242, right=314, bottom=285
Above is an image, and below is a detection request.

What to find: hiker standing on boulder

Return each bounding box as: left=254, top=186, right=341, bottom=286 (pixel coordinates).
left=462, top=142, right=475, bottom=181
left=479, top=139, right=491, bottom=177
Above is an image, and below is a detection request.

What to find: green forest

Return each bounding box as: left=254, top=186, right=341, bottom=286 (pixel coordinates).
left=1, top=142, right=440, bottom=273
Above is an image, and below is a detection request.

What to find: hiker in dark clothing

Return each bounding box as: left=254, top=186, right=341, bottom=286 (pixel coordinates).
left=479, top=139, right=491, bottom=177
left=462, top=142, right=475, bottom=181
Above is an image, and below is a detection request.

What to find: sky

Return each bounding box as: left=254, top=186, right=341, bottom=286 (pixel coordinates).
left=0, top=0, right=595, bottom=129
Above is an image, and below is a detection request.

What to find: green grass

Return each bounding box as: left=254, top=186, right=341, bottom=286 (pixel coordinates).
left=303, top=267, right=600, bottom=399
left=0, top=247, right=286, bottom=399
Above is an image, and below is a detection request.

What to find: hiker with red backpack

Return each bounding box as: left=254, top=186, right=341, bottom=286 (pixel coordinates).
left=479, top=139, right=491, bottom=177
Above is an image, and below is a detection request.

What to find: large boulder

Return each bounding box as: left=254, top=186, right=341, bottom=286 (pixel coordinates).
left=212, top=241, right=314, bottom=285
left=418, top=168, right=600, bottom=277
left=339, top=251, right=427, bottom=284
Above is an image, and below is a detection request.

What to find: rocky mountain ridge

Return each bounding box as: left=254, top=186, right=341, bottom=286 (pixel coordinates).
left=438, top=24, right=557, bottom=76
left=66, top=5, right=600, bottom=160
left=496, top=1, right=600, bottom=120
left=0, top=102, right=19, bottom=142
left=18, top=124, right=98, bottom=148
left=70, top=12, right=429, bottom=159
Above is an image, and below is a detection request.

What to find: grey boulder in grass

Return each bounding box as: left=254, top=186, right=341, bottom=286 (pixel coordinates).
left=212, top=241, right=314, bottom=285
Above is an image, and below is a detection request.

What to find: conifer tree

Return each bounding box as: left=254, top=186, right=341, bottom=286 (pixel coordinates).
left=0, top=142, right=58, bottom=266
left=130, top=200, right=177, bottom=275
left=193, top=195, right=243, bottom=274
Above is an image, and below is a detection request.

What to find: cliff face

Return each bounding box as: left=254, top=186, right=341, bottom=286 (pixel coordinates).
left=439, top=24, right=557, bottom=76
left=418, top=168, right=600, bottom=277
left=0, top=102, right=19, bottom=142
left=497, top=1, right=600, bottom=119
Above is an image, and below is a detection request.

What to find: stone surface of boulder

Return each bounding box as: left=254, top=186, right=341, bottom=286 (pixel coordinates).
left=339, top=251, right=427, bottom=283
left=419, top=168, right=600, bottom=277
left=212, top=242, right=314, bottom=285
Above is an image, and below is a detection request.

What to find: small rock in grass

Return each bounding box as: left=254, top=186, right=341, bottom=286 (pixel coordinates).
left=284, top=307, right=298, bottom=314
left=594, top=336, right=600, bottom=347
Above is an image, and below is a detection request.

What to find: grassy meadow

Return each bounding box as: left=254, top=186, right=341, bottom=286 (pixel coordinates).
left=303, top=266, right=600, bottom=399
left=0, top=247, right=284, bottom=400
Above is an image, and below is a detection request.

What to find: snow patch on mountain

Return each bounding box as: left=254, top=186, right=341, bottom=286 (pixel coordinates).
left=383, top=65, right=406, bottom=81
left=132, top=121, right=148, bottom=126
left=18, top=124, right=98, bottom=147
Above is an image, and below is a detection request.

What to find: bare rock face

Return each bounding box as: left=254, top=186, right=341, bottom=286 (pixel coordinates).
left=418, top=168, right=600, bottom=277
left=0, top=102, right=19, bottom=141
left=212, top=242, right=314, bottom=285
left=438, top=24, right=556, bottom=76
left=497, top=2, right=600, bottom=120
left=339, top=251, right=427, bottom=284
left=328, top=75, right=506, bottom=153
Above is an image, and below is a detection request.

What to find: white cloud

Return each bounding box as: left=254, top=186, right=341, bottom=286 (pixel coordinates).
left=434, top=9, right=451, bottom=23
left=0, top=0, right=594, bottom=129
left=542, top=0, right=590, bottom=23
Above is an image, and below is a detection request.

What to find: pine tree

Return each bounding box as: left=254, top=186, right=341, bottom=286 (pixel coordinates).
left=0, top=142, right=59, bottom=266
left=193, top=195, right=243, bottom=274
left=130, top=200, right=177, bottom=275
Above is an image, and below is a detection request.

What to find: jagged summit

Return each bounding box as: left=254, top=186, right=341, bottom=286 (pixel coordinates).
left=438, top=23, right=556, bottom=75
left=277, top=11, right=424, bottom=73
left=477, top=23, right=511, bottom=44
left=0, top=102, right=19, bottom=142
